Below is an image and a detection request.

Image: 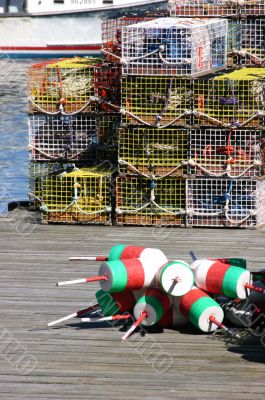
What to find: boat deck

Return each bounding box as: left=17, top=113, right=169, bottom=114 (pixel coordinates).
left=0, top=207, right=264, bottom=400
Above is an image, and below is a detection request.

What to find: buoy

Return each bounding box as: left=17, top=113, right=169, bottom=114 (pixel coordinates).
left=159, top=297, right=188, bottom=328
left=156, top=260, right=194, bottom=297
left=95, top=289, right=137, bottom=316
left=248, top=279, right=265, bottom=305
left=48, top=303, right=99, bottom=327
left=179, top=286, right=224, bottom=332
left=121, top=288, right=172, bottom=341
left=99, top=254, right=167, bottom=293
left=69, top=244, right=167, bottom=263
left=191, top=259, right=251, bottom=299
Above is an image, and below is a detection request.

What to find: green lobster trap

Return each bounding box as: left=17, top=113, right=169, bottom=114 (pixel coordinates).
left=118, top=126, right=189, bottom=176
left=115, top=175, right=186, bottom=226
left=121, top=75, right=192, bottom=127
left=189, top=128, right=263, bottom=177
left=30, top=165, right=113, bottom=224
left=193, top=68, right=265, bottom=128
left=27, top=58, right=100, bottom=114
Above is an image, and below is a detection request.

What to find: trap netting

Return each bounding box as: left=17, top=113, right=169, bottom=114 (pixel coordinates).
left=27, top=58, right=100, bottom=114
left=118, top=126, right=189, bottom=176
left=232, top=18, right=265, bottom=67
left=121, top=17, right=227, bottom=77
left=121, top=75, right=192, bottom=127
left=168, top=0, right=265, bottom=17
left=115, top=175, right=186, bottom=226
left=186, top=178, right=265, bottom=227
left=98, top=113, right=121, bottom=164
left=38, top=166, right=113, bottom=224
left=189, top=128, right=263, bottom=177
left=193, top=68, right=265, bottom=128
left=94, top=63, right=122, bottom=112
left=28, top=114, right=99, bottom=162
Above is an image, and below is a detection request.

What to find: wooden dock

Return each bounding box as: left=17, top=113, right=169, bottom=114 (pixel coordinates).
left=0, top=207, right=264, bottom=400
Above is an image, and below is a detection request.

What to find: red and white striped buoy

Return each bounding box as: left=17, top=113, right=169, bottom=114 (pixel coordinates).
left=179, top=286, right=224, bottom=332
left=121, top=288, right=171, bottom=341
left=99, top=252, right=167, bottom=293
left=95, top=289, right=137, bottom=316
left=156, top=260, right=194, bottom=297
left=191, top=259, right=251, bottom=299
left=159, top=297, right=188, bottom=329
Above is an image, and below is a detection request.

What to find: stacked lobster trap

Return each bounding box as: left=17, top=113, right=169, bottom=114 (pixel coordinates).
left=27, top=57, right=121, bottom=224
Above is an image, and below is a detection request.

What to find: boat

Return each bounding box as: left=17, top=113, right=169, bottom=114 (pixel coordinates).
left=0, top=0, right=167, bottom=58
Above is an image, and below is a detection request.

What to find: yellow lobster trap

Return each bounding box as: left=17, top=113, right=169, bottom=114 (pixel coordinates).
left=27, top=58, right=100, bottom=114
left=118, top=126, right=189, bottom=177
left=193, top=68, right=265, bottom=128
left=186, top=178, right=265, bottom=228
left=189, top=128, right=263, bottom=178
left=29, top=164, right=113, bottom=224
left=121, top=75, right=192, bottom=127
left=115, top=175, right=186, bottom=226
left=168, top=0, right=265, bottom=17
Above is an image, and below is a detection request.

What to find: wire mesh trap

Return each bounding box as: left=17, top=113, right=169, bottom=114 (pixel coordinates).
left=95, top=63, right=122, bottom=112
left=168, top=0, right=265, bottom=17
left=122, top=17, right=227, bottom=77
left=186, top=178, right=265, bottom=227
left=38, top=166, right=113, bottom=224
left=98, top=113, right=121, bottom=164
left=193, top=68, right=265, bottom=128
left=118, top=126, right=189, bottom=176
left=28, top=114, right=99, bottom=162
left=115, top=175, right=186, bottom=226
left=121, top=75, right=192, bottom=127
left=189, top=128, right=263, bottom=177
left=27, top=58, right=100, bottom=114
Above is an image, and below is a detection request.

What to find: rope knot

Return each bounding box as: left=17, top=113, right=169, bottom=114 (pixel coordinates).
left=159, top=44, right=165, bottom=52
left=115, top=208, right=123, bottom=215
left=120, top=108, right=127, bottom=116
left=188, top=159, right=196, bottom=167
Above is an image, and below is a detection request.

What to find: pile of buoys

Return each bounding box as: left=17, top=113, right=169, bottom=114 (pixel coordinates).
left=48, top=244, right=265, bottom=342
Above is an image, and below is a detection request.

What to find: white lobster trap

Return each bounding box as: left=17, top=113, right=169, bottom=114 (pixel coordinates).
left=122, top=17, right=227, bottom=77
left=168, top=0, right=265, bottom=17
left=29, top=114, right=99, bottom=162
left=186, top=178, right=265, bottom=228
left=189, top=128, right=263, bottom=177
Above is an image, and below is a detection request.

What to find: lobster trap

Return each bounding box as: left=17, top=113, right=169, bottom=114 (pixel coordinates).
left=233, top=18, right=265, bottom=67
left=122, top=17, right=227, bottom=77
left=27, top=58, right=100, bottom=114
left=39, top=166, right=113, bottom=224
left=98, top=113, right=121, bottom=164
left=118, top=126, right=189, bottom=176
left=115, top=175, right=186, bottom=226
left=186, top=178, right=265, bottom=227
left=193, top=68, right=265, bottom=128
left=168, top=0, right=265, bottom=17
left=189, top=128, right=263, bottom=177
left=28, top=114, right=99, bottom=162
left=95, top=63, right=122, bottom=112
left=28, top=161, right=78, bottom=208
left=121, top=75, right=192, bottom=127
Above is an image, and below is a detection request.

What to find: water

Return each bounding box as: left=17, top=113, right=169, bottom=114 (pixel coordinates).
left=0, top=58, right=33, bottom=214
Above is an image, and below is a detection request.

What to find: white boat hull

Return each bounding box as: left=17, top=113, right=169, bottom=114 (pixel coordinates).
left=0, top=2, right=167, bottom=58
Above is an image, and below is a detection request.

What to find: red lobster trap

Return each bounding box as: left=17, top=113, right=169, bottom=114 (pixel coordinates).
left=28, top=114, right=99, bottom=162
left=168, top=0, right=265, bottom=17
left=193, top=68, right=265, bottom=128
left=121, top=75, right=192, bottom=127
left=118, top=126, right=189, bottom=177
left=186, top=178, right=265, bottom=228
left=121, top=17, right=227, bottom=77
left=115, top=175, right=186, bottom=226
left=189, top=128, right=263, bottom=177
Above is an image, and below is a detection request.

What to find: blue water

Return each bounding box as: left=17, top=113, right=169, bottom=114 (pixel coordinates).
left=0, top=59, right=33, bottom=214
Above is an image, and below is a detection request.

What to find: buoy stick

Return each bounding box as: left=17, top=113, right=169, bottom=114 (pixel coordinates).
left=121, top=311, right=148, bottom=342
left=57, top=275, right=107, bottom=287
left=209, top=315, right=241, bottom=339
left=81, top=314, right=131, bottom=323
left=69, top=256, right=108, bottom=262
left=245, top=283, right=265, bottom=294
left=190, top=251, right=197, bottom=262
left=48, top=304, right=99, bottom=327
